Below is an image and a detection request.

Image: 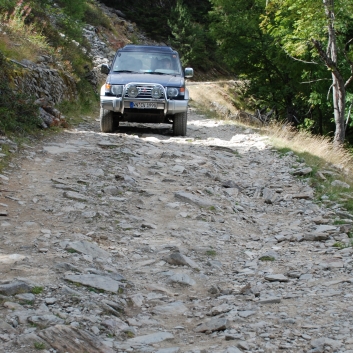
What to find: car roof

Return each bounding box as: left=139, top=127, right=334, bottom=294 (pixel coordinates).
left=119, top=45, right=177, bottom=54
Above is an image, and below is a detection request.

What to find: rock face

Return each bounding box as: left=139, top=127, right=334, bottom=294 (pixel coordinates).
left=0, top=107, right=352, bottom=353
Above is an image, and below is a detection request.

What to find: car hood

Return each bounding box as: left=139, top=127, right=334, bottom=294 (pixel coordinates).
left=107, top=73, right=185, bottom=87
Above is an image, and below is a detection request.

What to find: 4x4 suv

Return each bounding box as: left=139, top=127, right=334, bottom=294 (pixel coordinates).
left=100, top=45, right=193, bottom=136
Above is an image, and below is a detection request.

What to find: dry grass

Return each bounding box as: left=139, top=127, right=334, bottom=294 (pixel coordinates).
left=188, top=81, right=353, bottom=179
left=263, top=123, right=353, bottom=173
left=0, top=6, right=50, bottom=62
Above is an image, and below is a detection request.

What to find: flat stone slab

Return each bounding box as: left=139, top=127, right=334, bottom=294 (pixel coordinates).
left=155, top=348, right=180, bottom=353
left=174, top=191, right=213, bottom=208
left=38, top=324, right=115, bottom=353
left=319, top=258, right=345, bottom=269
left=0, top=254, right=28, bottom=264
left=28, top=315, right=64, bottom=328
left=264, top=274, right=289, bottom=282
left=163, top=252, right=199, bottom=269
left=313, top=225, right=338, bottom=233
left=128, top=331, right=174, bottom=345
left=152, top=301, right=188, bottom=315
left=258, top=296, right=282, bottom=304
left=167, top=273, right=196, bottom=286
left=0, top=280, right=33, bottom=296
left=63, top=191, right=88, bottom=202
left=195, top=318, right=230, bottom=333
left=304, top=232, right=330, bottom=241
left=64, top=274, right=122, bottom=293
left=66, top=240, right=109, bottom=259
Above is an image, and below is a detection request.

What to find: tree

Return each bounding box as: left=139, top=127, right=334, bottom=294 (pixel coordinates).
left=263, top=0, right=353, bottom=145
left=168, top=0, right=209, bottom=69
left=209, top=0, right=311, bottom=123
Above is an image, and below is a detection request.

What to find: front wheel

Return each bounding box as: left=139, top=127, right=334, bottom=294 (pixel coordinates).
left=100, top=108, right=114, bottom=133
left=173, top=111, right=187, bottom=136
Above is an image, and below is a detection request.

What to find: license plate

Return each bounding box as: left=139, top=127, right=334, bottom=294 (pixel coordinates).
left=132, top=102, right=157, bottom=109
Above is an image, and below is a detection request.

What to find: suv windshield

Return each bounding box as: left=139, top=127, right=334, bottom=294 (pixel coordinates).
left=112, top=51, right=182, bottom=75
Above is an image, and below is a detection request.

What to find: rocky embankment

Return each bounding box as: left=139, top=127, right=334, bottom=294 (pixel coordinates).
left=0, top=112, right=352, bottom=353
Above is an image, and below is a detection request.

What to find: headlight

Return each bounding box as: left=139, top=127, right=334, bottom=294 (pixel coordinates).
left=105, top=84, right=123, bottom=96
left=167, top=87, right=179, bottom=98
left=151, top=86, right=163, bottom=99
left=127, top=85, right=139, bottom=98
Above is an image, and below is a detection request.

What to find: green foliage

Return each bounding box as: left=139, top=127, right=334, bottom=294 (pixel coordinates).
left=31, top=286, right=44, bottom=294
left=206, top=249, right=217, bottom=257
left=259, top=256, right=276, bottom=261
left=83, top=1, right=112, bottom=29
left=209, top=0, right=353, bottom=144
left=57, top=0, right=86, bottom=20
left=34, top=342, right=45, bottom=350
left=0, top=53, right=41, bottom=135
left=168, top=1, right=211, bottom=69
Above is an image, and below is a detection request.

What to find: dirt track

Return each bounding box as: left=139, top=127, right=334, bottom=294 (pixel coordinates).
left=0, top=109, right=352, bottom=353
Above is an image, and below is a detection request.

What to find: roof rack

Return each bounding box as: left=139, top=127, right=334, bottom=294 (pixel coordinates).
left=120, top=45, right=175, bottom=53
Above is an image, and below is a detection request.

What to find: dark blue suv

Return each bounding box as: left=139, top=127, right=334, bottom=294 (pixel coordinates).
left=100, top=45, right=193, bottom=136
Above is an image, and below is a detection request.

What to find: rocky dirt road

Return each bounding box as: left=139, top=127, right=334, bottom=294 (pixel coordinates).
left=0, top=109, right=352, bottom=353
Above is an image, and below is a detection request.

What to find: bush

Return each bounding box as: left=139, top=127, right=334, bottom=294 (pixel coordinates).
left=0, top=52, right=41, bottom=135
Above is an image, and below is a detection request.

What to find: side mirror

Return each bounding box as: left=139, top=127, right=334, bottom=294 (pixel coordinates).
left=185, top=67, right=194, bottom=78
left=101, top=64, right=110, bottom=75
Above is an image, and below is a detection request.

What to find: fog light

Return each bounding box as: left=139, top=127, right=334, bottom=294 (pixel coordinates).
left=127, top=85, right=139, bottom=98
left=151, top=86, right=163, bottom=99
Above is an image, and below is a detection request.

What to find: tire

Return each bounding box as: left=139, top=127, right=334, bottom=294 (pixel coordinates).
left=100, top=108, right=114, bottom=133
left=173, top=111, right=187, bottom=136
left=112, top=118, right=120, bottom=131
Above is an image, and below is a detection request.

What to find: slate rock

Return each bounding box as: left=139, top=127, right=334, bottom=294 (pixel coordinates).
left=66, top=240, right=109, bottom=259
left=224, top=347, right=243, bottom=353
left=28, top=314, right=64, bottom=328
left=163, top=252, right=199, bottom=269
left=0, top=280, right=33, bottom=296
left=174, top=191, right=213, bottom=208
left=153, top=301, right=188, bottom=315
left=63, top=191, right=88, bottom=202
left=38, top=324, right=115, bottom=353
left=155, top=348, right=180, bottom=353
left=331, top=180, right=350, bottom=188
left=264, top=274, right=289, bottom=282
left=64, top=274, right=122, bottom=293
left=195, top=318, right=230, bottom=333
left=304, top=233, right=330, bottom=241
left=127, top=331, right=174, bottom=345
left=167, top=273, right=196, bottom=286
left=258, top=296, right=281, bottom=304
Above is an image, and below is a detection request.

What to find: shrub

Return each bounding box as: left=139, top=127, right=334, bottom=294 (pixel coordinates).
left=0, top=52, right=41, bottom=135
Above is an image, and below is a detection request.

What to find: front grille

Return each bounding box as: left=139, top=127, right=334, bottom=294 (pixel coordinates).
left=124, top=85, right=165, bottom=99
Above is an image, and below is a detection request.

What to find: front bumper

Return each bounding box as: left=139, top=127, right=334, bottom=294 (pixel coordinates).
left=100, top=83, right=188, bottom=115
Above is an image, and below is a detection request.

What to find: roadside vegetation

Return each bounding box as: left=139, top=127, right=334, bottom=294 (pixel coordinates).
left=0, top=0, right=115, bottom=136
left=189, top=81, right=353, bottom=225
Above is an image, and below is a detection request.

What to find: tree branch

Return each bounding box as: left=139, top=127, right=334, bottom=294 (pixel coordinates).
left=282, top=47, right=318, bottom=65
left=327, top=84, right=333, bottom=100
left=300, top=78, right=331, bottom=84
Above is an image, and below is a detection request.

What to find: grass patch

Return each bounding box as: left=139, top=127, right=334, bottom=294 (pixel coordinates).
left=206, top=249, right=217, bottom=257
left=333, top=219, right=348, bottom=225
left=66, top=248, right=78, bottom=253
left=34, top=342, right=45, bottom=350
left=259, top=256, right=276, bottom=261
left=31, top=286, right=44, bottom=295
left=333, top=242, right=346, bottom=249
left=126, top=331, right=135, bottom=338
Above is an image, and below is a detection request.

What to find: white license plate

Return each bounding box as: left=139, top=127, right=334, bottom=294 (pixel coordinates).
left=133, top=102, right=157, bottom=109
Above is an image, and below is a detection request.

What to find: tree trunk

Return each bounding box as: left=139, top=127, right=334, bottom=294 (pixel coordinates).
left=332, top=72, right=346, bottom=145
left=323, top=0, right=346, bottom=145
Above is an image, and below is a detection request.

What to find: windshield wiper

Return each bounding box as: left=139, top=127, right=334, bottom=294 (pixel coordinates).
left=147, top=72, right=171, bottom=75
left=113, top=70, right=139, bottom=73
